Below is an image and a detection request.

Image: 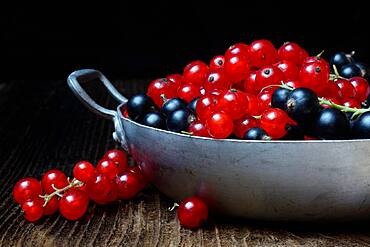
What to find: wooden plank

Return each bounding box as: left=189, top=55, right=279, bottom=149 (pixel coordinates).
left=1, top=80, right=370, bottom=246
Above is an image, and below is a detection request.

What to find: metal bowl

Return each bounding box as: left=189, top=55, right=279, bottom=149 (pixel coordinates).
left=68, top=69, right=370, bottom=221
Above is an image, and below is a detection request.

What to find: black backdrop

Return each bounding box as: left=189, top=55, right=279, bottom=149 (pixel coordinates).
left=1, top=1, right=369, bottom=80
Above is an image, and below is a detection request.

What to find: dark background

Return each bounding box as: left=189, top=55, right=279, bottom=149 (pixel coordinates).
left=0, top=1, right=369, bottom=81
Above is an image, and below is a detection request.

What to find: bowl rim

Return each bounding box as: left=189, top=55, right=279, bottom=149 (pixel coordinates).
left=117, top=103, right=370, bottom=144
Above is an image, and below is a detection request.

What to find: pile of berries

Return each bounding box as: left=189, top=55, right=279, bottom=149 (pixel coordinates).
left=123, top=40, right=370, bottom=140
left=13, top=149, right=208, bottom=229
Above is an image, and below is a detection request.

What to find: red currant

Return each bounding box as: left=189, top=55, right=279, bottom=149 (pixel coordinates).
left=336, top=79, right=356, bottom=99
left=206, top=111, right=234, bottom=139
left=225, top=42, right=249, bottom=58
left=188, top=121, right=210, bottom=137
left=147, top=78, right=177, bottom=107
left=285, top=80, right=300, bottom=89
left=257, top=88, right=274, bottom=111
left=343, top=98, right=361, bottom=108
left=59, top=190, right=89, bottom=220
left=322, top=80, right=342, bottom=99
left=42, top=196, right=59, bottom=215
left=21, top=198, right=44, bottom=222
left=274, top=60, right=299, bottom=81
left=96, top=159, right=119, bottom=180
left=243, top=71, right=258, bottom=94
left=177, top=197, right=208, bottom=229
left=209, top=55, right=225, bottom=70
left=260, top=108, right=295, bottom=139
left=13, top=178, right=43, bottom=204
left=195, top=94, right=219, bottom=122
left=166, top=74, right=183, bottom=91
left=41, top=170, right=69, bottom=194
left=218, top=89, right=248, bottom=120
left=73, top=161, right=96, bottom=183
left=244, top=93, right=261, bottom=116
left=115, top=171, right=144, bottom=200
left=299, top=61, right=329, bottom=93
left=183, top=60, right=209, bottom=87
left=248, top=39, right=277, bottom=68
left=86, top=173, right=118, bottom=205
left=303, top=55, right=329, bottom=67
left=104, top=149, right=128, bottom=173
left=128, top=166, right=148, bottom=188
left=255, top=65, right=284, bottom=89
left=224, top=54, right=250, bottom=83
left=203, top=70, right=229, bottom=92
left=350, top=77, right=369, bottom=102
left=277, top=42, right=307, bottom=65
left=177, top=83, right=201, bottom=103
left=233, top=115, right=258, bottom=138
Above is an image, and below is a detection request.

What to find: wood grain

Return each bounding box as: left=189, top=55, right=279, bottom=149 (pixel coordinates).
left=1, top=79, right=370, bottom=246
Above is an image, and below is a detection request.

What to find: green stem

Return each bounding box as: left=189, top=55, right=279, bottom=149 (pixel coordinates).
left=39, top=179, right=84, bottom=207
left=260, top=82, right=293, bottom=93
left=318, top=97, right=370, bottom=119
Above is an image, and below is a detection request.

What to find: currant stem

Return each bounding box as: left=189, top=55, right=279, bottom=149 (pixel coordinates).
left=260, top=82, right=294, bottom=93
left=168, top=202, right=179, bottom=211
left=318, top=97, right=370, bottom=119
left=330, top=65, right=346, bottom=80
left=39, top=179, right=84, bottom=207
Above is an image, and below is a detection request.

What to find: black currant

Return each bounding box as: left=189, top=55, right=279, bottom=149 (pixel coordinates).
left=244, top=127, right=271, bottom=140
left=187, top=97, right=199, bottom=114
left=141, top=112, right=165, bottom=129
left=285, top=88, right=320, bottom=123
left=340, top=64, right=362, bottom=78
left=271, top=88, right=291, bottom=110
left=351, top=112, right=370, bottom=139
left=161, top=98, right=187, bottom=116
left=330, top=52, right=353, bottom=69
left=126, top=94, right=155, bottom=122
left=354, top=62, right=368, bottom=78
left=314, top=108, right=350, bottom=139
left=281, top=124, right=304, bottom=140
left=166, top=109, right=195, bottom=132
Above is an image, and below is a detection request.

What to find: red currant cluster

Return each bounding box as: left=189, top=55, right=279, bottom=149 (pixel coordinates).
left=13, top=149, right=209, bottom=229
left=124, top=40, right=370, bottom=140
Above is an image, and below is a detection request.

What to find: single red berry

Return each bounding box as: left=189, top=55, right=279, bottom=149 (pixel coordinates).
left=115, top=171, right=145, bottom=200
left=42, top=196, right=59, bottom=215
left=41, top=170, right=69, bottom=194
left=349, top=77, right=369, bottom=103
left=248, top=39, right=277, bottom=68
left=203, top=70, right=229, bottom=92
left=244, top=93, right=261, bottom=116
left=73, top=161, right=96, bottom=183
left=257, top=88, right=274, bottom=112
left=86, top=173, right=118, bottom=205
left=96, top=159, right=119, bottom=180
left=299, top=61, right=329, bottom=93
left=13, top=178, right=43, bottom=204
left=206, top=111, right=234, bottom=139
left=217, top=89, right=248, bottom=120
left=224, top=54, right=250, bottom=83
left=302, top=55, right=329, bottom=67
left=104, top=149, right=128, bottom=173
left=183, top=60, right=209, bottom=87
left=255, top=65, right=284, bottom=90
left=321, top=80, right=342, bottom=99
left=343, top=98, right=361, bottom=108
left=277, top=42, right=307, bottom=65
left=336, top=79, right=356, bottom=99
left=177, top=197, right=208, bottom=229
left=260, top=108, right=295, bottom=139
left=274, top=60, right=299, bottom=81
left=177, top=83, right=201, bottom=103
left=195, top=94, right=219, bottom=122
left=321, top=97, right=342, bottom=108
left=59, top=190, right=89, bottom=220
left=188, top=121, right=210, bottom=137
left=243, top=71, right=258, bottom=94
left=166, top=74, right=183, bottom=91
left=225, top=42, right=249, bottom=58
left=209, top=55, right=225, bottom=70
left=21, top=198, right=44, bottom=222
left=147, top=78, right=177, bottom=107
left=233, top=115, right=258, bottom=138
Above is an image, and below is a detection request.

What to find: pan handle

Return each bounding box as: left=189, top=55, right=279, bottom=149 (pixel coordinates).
left=67, top=69, right=128, bottom=120
left=67, top=69, right=129, bottom=151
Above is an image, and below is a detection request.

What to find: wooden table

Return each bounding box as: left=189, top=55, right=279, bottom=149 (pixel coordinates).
left=1, top=79, right=370, bottom=246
